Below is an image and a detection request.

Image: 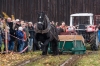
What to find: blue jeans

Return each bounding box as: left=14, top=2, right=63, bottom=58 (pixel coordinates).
left=98, top=30, right=100, bottom=42
left=28, top=38, right=33, bottom=51
left=8, top=41, right=14, bottom=51
left=18, top=40, right=24, bottom=52
left=0, top=35, right=2, bottom=47
left=98, top=32, right=100, bottom=42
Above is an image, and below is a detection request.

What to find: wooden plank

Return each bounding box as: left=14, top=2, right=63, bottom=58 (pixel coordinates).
left=58, top=35, right=84, bottom=43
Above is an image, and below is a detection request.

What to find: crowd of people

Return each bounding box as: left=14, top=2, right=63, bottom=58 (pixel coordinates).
left=0, top=16, right=35, bottom=53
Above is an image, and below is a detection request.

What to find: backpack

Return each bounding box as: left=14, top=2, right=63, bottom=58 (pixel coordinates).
left=23, top=31, right=27, bottom=41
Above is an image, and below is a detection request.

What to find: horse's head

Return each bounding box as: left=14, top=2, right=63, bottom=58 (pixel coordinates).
left=38, top=12, right=45, bottom=22
left=37, top=12, right=47, bottom=30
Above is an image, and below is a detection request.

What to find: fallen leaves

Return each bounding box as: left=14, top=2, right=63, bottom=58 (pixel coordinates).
left=0, top=51, right=42, bottom=66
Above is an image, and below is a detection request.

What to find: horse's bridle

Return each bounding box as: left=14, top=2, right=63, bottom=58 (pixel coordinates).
left=38, top=21, right=44, bottom=25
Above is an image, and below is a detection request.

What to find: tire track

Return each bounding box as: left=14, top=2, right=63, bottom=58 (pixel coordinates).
left=60, top=51, right=97, bottom=66
left=15, top=55, right=47, bottom=66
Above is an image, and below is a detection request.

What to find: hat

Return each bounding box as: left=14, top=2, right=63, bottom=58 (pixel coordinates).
left=18, top=27, right=23, bottom=31
left=16, top=19, right=20, bottom=22
left=28, top=22, right=33, bottom=24
left=7, top=17, right=11, bottom=20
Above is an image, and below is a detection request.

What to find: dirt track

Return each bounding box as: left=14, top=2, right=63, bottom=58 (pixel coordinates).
left=60, top=55, right=80, bottom=66
left=60, top=51, right=97, bottom=66
left=15, top=56, right=47, bottom=66
left=15, top=51, right=97, bottom=66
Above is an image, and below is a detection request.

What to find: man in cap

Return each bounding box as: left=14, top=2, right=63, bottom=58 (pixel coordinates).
left=14, top=19, right=21, bottom=51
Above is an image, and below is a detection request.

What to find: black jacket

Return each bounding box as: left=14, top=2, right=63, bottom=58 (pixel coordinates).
left=28, top=26, right=35, bottom=38
left=7, top=22, right=16, bottom=41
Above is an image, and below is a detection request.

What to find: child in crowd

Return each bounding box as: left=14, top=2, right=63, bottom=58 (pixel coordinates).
left=16, top=27, right=24, bottom=52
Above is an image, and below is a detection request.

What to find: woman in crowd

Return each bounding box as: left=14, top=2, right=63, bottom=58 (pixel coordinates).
left=60, top=21, right=67, bottom=32
left=28, top=22, right=34, bottom=51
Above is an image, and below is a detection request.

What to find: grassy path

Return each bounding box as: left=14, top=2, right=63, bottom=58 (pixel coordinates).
left=25, top=54, right=71, bottom=66
left=75, top=51, right=100, bottom=66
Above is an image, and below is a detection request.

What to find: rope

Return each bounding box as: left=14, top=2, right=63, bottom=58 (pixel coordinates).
left=10, top=34, right=25, bottom=41
left=3, top=32, right=28, bottom=53
left=62, top=41, right=66, bottom=50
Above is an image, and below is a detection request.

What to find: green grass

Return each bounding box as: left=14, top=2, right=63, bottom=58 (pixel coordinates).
left=1, top=43, right=100, bottom=66
left=75, top=44, right=100, bottom=66
left=75, top=52, right=100, bottom=66
left=25, top=54, right=71, bottom=66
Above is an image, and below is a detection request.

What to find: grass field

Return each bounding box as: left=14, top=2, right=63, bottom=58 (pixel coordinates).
left=75, top=44, right=100, bottom=66
left=25, top=54, right=71, bottom=66
left=75, top=51, right=100, bottom=66
left=0, top=44, right=100, bottom=66
left=0, top=51, right=71, bottom=66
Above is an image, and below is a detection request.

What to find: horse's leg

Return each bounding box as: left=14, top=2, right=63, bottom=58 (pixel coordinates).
left=33, top=38, right=39, bottom=51
left=51, top=40, right=58, bottom=55
left=42, top=39, right=49, bottom=55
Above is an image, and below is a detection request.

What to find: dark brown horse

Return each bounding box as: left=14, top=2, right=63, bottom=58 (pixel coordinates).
left=34, top=12, right=59, bottom=55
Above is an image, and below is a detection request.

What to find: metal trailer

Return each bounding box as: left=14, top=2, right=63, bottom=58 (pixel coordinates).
left=48, top=35, right=86, bottom=54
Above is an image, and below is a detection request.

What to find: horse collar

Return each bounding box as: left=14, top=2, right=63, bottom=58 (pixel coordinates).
left=34, top=23, right=51, bottom=34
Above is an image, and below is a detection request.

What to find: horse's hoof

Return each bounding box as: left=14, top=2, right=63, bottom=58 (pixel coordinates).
left=52, top=54, right=58, bottom=56
left=41, top=54, right=47, bottom=56
left=41, top=52, right=47, bottom=55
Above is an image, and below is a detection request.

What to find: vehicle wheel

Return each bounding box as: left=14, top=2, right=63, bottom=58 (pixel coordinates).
left=90, top=32, right=99, bottom=51
left=91, top=43, right=98, bottom=51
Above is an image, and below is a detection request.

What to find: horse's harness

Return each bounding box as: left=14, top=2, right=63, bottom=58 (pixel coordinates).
left=34, top=22, right=51, bottom=34
left=34, top=15, right=59, bottom=41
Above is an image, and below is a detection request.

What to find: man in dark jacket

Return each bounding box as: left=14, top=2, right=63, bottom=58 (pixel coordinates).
left=14, top=19, right=21, bottom=52
left=7, top=18, right=16, bottom=52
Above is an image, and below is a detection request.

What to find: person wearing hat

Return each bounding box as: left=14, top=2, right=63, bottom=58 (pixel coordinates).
left=14, top=19, right=21, bottom=30
left=14, top=19, right=21, bottom=51
left=16, top=27, right=24, bottom=52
